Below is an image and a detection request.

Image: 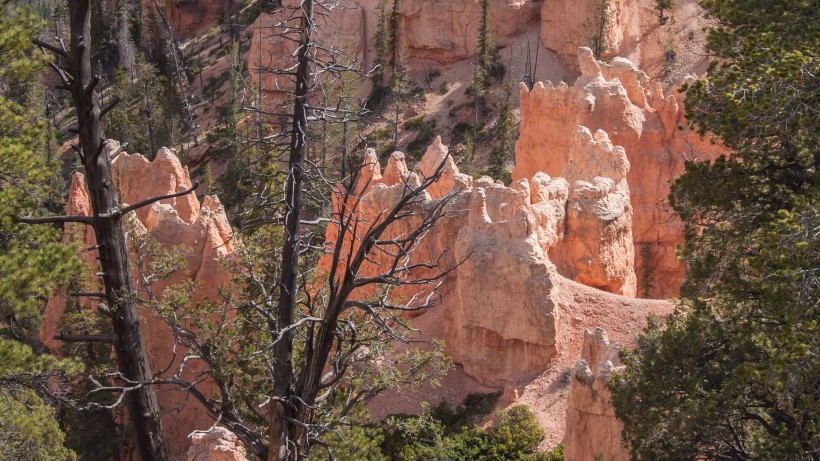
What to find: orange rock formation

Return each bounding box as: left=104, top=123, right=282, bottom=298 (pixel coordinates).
left=564, top=328, right=629, bottom=461
left=186, top=427, right=247, bottom=461
left=320, top=122, right=669, bottom=386
left=515, top=47, right=724, bottom=297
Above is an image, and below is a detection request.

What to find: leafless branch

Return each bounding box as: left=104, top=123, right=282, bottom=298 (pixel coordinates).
left=116, top=181, right=200, bottom=216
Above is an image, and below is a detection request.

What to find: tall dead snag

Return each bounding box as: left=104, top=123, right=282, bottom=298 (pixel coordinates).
left=269, top=1, right=313, bottom=459
left=24, top=1, right=198, bottom=458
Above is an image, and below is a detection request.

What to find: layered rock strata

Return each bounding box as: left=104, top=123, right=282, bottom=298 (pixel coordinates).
left=249, top=0, right=541, bottom=86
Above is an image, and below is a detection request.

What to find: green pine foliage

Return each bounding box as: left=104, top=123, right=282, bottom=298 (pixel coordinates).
left=0, top=388, right=76, bottom=460
left=0, top=3, right=84, bottom=458
left=380, top=396, right=548, bottom=461
left=486, top=78, right=517, bottom=184
left=587, top=0, right=611, bottom=59
left=106, top=54, right=181, bottom=157
left=610, top=0, right=819, bottom=459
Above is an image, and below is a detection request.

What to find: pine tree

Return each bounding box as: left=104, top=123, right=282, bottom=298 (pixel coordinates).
left=0, top=3, right=82, bottom=459
left=486, top=78, right=516, bottom=184
left=588, top=0, right=610, bottom=59
left=611, top=1, right=819, bottom=458
left=370, top=0, right=390, bottom=104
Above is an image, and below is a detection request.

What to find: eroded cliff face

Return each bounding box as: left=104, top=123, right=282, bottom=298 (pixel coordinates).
left=539, top=0, right=712, bottom=78
left=141, top=0, right=229, bottom=38
left=320, top=122, right=667, bottom=386
left=515, top=47, right=724, bottom=297
left=248, top=0, right=541, bottom=87
left=44, top=144, right=235, bottom=458
left=564, top=328, right=629, bottom=461
left=396, top=0, right=541, bottom=64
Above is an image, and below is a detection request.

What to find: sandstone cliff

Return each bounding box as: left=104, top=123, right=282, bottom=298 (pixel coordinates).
left=249, top=0, right=541, bottom=82
left=322, top=125, right=669, bottom=387
left=515, top=47, right=724, bottom=297
left=540, top=0, right=712, bottom=79
left=142, top=0, right=228, bottom=38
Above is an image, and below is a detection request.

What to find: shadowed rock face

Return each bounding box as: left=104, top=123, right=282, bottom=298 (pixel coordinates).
left=45, top=143, right=235, bottom=458
left=564, top=328, right=630, bottom=461
left=141, top=0, right=229, bottom=39
left=515, top=48, right=725, bottom=298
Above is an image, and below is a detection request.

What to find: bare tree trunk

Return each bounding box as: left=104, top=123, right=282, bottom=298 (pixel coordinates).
left=150, top=0, right=197, bottom=137
left=269, top=1, right=313, bottom=460
left=66, top=1, right=169, bottom=459
left=114, top=0, right=135, bottom=78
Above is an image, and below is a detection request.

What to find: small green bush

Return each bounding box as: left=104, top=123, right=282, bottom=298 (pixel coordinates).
left=380, top=396, right=550, bottom=461
left=544, top=443, right=565, bottom=461
left=488, top=405, right=546, bottom=460
left=377, top=142, right=397, bottom=158
left=403, top=116, right=426, bottom=130
left=438, top=81, right=450, bottom=95
left=368, top=127, right=392, bottom=142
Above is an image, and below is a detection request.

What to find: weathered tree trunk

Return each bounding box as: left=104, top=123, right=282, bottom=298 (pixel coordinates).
left=67, top=1, right=169, bottom=459
left=114, top=0, right=135, bottom=78
left=269, top=1, right=313, bottom=460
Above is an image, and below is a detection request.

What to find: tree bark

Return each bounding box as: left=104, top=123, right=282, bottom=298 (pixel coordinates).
left=66, top=1, right=169, bottom=459
left=269, top=1, right=313, bottom=460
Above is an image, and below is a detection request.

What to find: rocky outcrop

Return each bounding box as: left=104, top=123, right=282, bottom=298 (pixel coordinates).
left=321, top=128, right=663, bottom=386
left=44, top=144, right=235, bottom=458
left=448, top=184, right=560, bottom=385
left=186, top=428, right=247, bottom=461
left=551, top=127, right=635, bottom=296
left=564, top=328, right=629, bottom=461
left=515, top=48, right=724, bottom=297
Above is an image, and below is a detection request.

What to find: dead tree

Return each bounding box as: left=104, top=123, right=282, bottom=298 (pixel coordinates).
left=267, top=0, right=315, bottom=458
left=23, top=1, right=200, bottom=458
left=134, top=151, right=459, bottom=460
left=108, top=2, right=462, bottom=458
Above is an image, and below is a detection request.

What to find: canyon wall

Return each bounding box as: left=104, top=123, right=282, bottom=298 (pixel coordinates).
left=141, top=0, right=229, bottom=39
left=515, top=47, right=724, bottom=297
left=249, top=0, right=542, bottom=94
left=45, top=143, right=235, bottom=459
